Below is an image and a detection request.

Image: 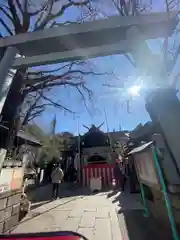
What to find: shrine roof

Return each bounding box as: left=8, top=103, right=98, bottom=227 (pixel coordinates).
left=81, top=126, right=110, bottom=148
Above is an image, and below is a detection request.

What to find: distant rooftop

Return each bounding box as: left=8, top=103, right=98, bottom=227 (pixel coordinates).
left=17, top=130, right=42, bottom=146
left=0, top=125, right=42, bottom=146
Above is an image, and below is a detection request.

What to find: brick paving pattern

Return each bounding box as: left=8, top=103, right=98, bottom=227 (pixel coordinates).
left=11, top=184, right=173, bottom=239
left=12, top=191, right=122, bottom=240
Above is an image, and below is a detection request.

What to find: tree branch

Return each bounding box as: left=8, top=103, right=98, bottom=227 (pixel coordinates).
left=75, top=84, right=93, bottom=117
left=25, top=109, right=44, bottom=123
left=48, top=20, right=79, bottom=28
left=35, top=0, right=89, bottom=30
left=20, top=0, right=31, bottom=33
left=28, top=1, right=49, bottom=16
left=38, top=90, right=75, bottom=113
left=34, top=0, right=54, bottom=30
left=23, top=75, right=93, bottom=122
left=124, top=53, right=136, bottom=67
left=8, top=0, right=22, bottom=33
left=25, top=69, right=106, bottom=92
left=0, top=18, right=14, bottom=35
left=15, top=0, right=23, bottom=15
left=0, top=6, right=13, bottom=22
left=26, top=79, right=83, bottom=94
left=112, top=0, right=125, bottom=16
left=27, top=62, right=76, bottom=76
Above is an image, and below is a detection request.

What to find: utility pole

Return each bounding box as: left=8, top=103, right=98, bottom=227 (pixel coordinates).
left=76, top=116, right=81, bottom=182
left=104, top=108, right=109, bottom=132
left=77, top=117, right=80, bottom=158
left=104, top=108, right=112, bottom=149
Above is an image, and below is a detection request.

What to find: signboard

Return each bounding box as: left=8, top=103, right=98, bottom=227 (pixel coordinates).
left=0, top=169, right=12, bottom=193
left=0, top=167, right=24, bottom=193
left=11, top=168, right=24, bottom=190
left=134, top=149, right=160, bottom=190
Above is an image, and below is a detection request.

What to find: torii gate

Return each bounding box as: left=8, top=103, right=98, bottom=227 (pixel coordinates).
left=1, top=12, right=180, bottom=238
left=0, top=12, right=177, bottom=68
left=0, top=11, right=179, bottom=171
left=0, top=12, right=177, bottom=115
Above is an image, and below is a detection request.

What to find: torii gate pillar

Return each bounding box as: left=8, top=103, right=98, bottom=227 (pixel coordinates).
left=0, top=47, right=17, bottom=115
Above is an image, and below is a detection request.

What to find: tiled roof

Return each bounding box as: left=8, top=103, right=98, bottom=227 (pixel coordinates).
left=17, top=130, right=42, bottom=146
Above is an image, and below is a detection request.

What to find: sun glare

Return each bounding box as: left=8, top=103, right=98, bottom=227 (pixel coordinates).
left=128, top=85, right=141, bottom=97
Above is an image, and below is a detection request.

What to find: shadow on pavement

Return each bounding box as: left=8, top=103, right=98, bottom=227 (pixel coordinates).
left=27, top=183, right=91, bottom=207
left=107, top=189, right=119, bottom=198
left=10, top=194, right=84, bottom=233
left=12, top=182, right=92, bottom=232
left=118, top=209, right=173, bottom=240
left=30, top=201, right=51, bottom=210
left=111, top=192, right=173, bottom=240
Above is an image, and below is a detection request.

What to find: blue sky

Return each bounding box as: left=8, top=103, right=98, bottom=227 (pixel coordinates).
left=35, top=40, right=163, bottom=135
left=1, top=0, right=180, bottom=135
left=35, top=0, right=170, bottom=135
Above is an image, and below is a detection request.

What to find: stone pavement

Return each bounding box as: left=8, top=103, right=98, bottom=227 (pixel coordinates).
left=11, top=190, right=122, bottom=240
left=26, top=183, right=90, bottom=209
left=108, top=191, right=174, bottom=240
left=11, top=184, right=171, bottom=239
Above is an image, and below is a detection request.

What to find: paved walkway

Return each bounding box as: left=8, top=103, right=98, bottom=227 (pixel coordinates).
left=11, top=185, right=171, bottom=239
left=12, top=190, right=121, bottom=240
left=108, top=190, right=173, bottom=240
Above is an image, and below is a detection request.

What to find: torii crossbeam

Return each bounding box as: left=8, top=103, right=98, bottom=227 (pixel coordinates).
left=0, top=11, right=178, bottom=68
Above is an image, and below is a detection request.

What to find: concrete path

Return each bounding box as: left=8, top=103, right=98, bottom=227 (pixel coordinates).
left=12, top=184, right=170, bottom=239
left=11, top=190, right=122, bottom=240
left=107, top=190, right=173, bottom=240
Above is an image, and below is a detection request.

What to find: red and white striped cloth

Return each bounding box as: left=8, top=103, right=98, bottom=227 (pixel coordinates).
left=82, top=163, right=114, bottom=187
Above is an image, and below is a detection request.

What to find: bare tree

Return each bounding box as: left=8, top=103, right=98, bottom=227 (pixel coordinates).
left=0, top=0, right=104, bottom=147
left=20, top=92, right=44, bottom=126
left=20, top=60, right=105, bottom=125
left=110, top=0, right=180, bottom=85
left=96, top=0, right=180, bottom=113
left=1, top=0, right=179, bottom=140
left=0, top=1, right=106, bottom=155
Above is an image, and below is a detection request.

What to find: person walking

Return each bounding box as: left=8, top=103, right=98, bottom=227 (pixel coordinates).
left=119, top=160, right=128, bottom=192
left=51, top=163, right=64, bottom=200
left=114, top=161, right=121, bottom=189
left=68, top=164, right=77, bottom=183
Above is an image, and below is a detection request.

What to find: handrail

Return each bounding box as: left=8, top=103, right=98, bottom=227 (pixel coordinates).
left=139, top=182, right=150, bottom=217
left=152, top=146, right=179, bottom=240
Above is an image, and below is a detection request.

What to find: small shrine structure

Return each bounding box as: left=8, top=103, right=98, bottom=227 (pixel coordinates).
left=79, top=124, right=128, bottom=188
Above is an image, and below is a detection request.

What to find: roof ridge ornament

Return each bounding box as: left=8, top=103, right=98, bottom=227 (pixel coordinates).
left=83, top=122, right=104, bottom=132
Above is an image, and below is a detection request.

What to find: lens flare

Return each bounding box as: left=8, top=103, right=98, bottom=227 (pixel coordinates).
left=128, top=85, right=141, bottom=96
